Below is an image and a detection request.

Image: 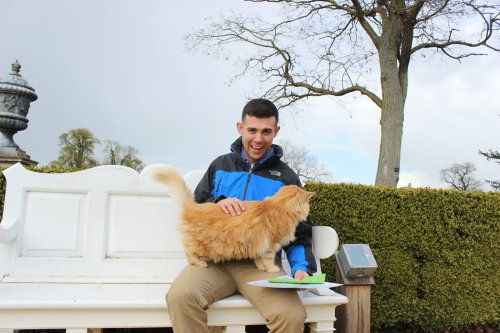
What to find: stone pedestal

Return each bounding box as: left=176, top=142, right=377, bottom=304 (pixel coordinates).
left=0, top=60, right=38, bottom=167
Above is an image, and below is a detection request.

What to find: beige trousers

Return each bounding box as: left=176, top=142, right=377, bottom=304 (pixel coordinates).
left=166, top=260, right=306, bottom=333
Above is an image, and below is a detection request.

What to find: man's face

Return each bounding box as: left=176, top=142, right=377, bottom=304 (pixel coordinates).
left=237, top=115, right=280, bottom=164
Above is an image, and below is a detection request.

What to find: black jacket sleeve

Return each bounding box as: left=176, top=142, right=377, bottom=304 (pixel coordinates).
left=193, top=160, right=228, bottom=203
left=280, top=166, right=317, bottom=275
left=194, top=164, right=215, bottom=203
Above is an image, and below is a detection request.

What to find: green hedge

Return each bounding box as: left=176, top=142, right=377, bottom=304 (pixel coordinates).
left=1, top=166, right=499, bottom=332
left=306, top=182, right=500, bottom=332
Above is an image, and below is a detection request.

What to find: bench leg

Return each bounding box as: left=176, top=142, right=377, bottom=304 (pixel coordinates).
left=309, top=321, right=335, bottom=333
left=88, top=330, right=102, bottom=333
left=225, top=327, right=246, bottom=333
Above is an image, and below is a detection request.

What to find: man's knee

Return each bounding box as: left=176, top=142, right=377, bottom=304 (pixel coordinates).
left=167, top=284, right=209, bottom=311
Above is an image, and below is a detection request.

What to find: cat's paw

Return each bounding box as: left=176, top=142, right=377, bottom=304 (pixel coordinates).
left=255, top=264, right=265, bottom=271
left=254, top=260, right=265, bottom=271
left=265, top=265, right=280, bottom=273
left=192, top=261, right=208, bottom=268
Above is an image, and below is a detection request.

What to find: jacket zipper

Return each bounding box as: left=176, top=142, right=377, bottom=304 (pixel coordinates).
left=242, top=167, right=253, bottom=200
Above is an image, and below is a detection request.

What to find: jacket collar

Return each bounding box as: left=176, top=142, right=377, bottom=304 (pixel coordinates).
left=230, top=137, right=283, bottom=167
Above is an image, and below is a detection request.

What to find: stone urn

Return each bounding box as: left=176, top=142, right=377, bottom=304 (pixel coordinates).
left=0, top=60, right=38, bottom=167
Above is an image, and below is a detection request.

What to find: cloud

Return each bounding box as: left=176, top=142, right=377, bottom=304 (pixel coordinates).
left=398, top=171, right=442, bottom=189
left=402, top=54, right=499, bottom=189
left=1, top=0, right=498, bottom=189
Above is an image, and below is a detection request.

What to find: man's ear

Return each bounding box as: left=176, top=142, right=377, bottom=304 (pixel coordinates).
left=237, top=122, right=244, bottom=135
left=274, top=125, right=281, bottom=137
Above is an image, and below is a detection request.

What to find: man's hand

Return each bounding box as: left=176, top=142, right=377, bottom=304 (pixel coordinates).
left=217, top=198, right=246, bottom=216
left=293, top=270, right=309, bottom=280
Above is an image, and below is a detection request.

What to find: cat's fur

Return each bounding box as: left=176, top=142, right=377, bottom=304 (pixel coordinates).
left=154, top=168, right=315, bottom=272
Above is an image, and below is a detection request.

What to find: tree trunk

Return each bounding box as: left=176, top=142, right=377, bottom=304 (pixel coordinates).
left=375, top=89, right=404, bottom=187
left=375, top=19, right=406, bottom=187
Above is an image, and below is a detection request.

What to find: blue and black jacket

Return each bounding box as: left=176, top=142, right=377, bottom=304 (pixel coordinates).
left=194, top=137, right=317, bottom=276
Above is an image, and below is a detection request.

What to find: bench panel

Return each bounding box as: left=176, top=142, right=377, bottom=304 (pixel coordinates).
left=107, top=194, right=183, bottom=259
left=22, top=191, right=87, bottom=258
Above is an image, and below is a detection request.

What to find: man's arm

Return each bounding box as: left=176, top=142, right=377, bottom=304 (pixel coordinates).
left=194, top=164, right=219, bottom=203
left=283, top=172, right=317, bottom=279
left=284, top=220, right=317, bottom=278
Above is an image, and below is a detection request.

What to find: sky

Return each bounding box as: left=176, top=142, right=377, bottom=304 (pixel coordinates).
left=0, top=0, right=499, bottom=190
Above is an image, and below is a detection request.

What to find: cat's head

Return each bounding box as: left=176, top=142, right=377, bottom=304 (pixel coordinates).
left=275, top=185, right=315, bottom=221
left=278, top=185, right=315, bottom=200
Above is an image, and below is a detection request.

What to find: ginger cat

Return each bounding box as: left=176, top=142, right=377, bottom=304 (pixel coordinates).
left=154, top=168, right=315, bottom=272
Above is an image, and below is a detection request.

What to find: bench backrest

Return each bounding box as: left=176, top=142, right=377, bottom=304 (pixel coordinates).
left=0, top=163, right=337, bottom=284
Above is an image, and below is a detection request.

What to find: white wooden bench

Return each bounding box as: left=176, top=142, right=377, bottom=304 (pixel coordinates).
left=0, top=163, right=348, bottom=333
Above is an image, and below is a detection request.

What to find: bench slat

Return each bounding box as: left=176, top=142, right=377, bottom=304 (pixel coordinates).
left=0, top=283, right=346, bottom=329
left=0, top=283, right=347, bottom=309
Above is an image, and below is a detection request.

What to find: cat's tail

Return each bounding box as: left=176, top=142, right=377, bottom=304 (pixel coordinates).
left=154, top=168, right=195, bottom=207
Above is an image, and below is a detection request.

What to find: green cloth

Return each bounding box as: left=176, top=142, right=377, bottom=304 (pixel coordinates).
left=267, top=273, right=326, bottom=284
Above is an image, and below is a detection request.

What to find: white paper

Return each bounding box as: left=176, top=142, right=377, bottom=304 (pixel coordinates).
left=247, top=275, right=343, bottom=289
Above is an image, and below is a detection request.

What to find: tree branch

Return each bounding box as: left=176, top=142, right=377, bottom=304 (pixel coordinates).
left=350, top=0, right=381, bottom=48
left=411, top=2, right=500, bottom=58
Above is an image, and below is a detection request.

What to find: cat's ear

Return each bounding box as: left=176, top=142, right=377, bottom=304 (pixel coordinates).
left=306, top=191, right=315, bottom=199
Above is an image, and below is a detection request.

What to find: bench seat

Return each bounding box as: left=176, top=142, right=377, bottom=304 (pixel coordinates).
left=0, top=283, right=346, bottom=329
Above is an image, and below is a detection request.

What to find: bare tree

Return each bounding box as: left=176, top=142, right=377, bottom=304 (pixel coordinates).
left=278, top=139, right=332, bottom=182
left=187, top=0, right=500, bottom=187
left=440, top=162, right=482, bottom=191
left=479, top=149, right=500, bottom=191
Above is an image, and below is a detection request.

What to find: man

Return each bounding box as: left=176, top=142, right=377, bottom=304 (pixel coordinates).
left=167, top=98, right=317, bottom=333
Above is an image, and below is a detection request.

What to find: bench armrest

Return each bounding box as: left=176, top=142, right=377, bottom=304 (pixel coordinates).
left=308, top=288, right=338, bottom=296
left=312, top=226, right=339, bottom=259
left=0, top=218, right=19, bottom=243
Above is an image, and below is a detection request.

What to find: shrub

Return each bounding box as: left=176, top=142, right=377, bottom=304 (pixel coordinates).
left=306, top=182, right=500, bottom=332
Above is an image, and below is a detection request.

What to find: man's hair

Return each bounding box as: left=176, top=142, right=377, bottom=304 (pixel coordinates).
left=242, top=98, right=279, bottom=123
